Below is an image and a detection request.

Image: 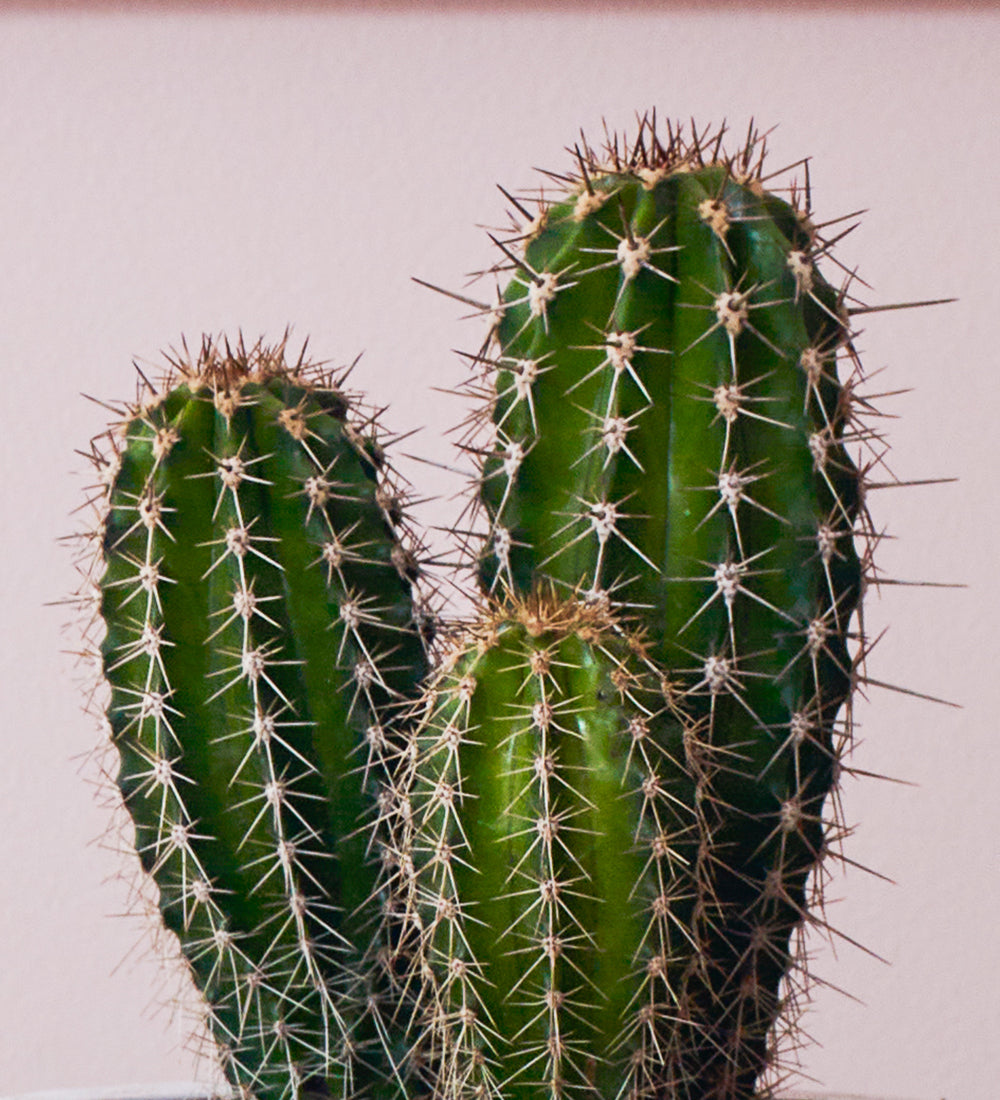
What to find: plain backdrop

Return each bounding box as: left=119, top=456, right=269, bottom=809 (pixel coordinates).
left=1, top=5, right=996, bottom=1099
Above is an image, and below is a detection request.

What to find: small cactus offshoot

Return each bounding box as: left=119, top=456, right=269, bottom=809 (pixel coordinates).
left=395, top=591, right=700, bottom=1100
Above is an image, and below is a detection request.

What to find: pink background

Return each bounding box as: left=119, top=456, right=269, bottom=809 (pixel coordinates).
left=1, top=5, right=995, bottom=1099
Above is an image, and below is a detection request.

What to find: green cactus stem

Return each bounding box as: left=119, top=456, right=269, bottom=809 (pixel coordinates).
left=396, top=591, right=705, bottom=1100
left=88, top=335, right=430, bottom=1100
left=448, top=118, right=880, bottom=1097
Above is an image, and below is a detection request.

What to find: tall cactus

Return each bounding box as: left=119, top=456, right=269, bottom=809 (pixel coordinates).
left=436, top=117, right=880, bottom=1097
left=85, top=336, right=430, bottom=1100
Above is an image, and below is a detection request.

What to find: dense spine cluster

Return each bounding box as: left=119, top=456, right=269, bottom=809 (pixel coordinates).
left=395, top=594, right=698, bottom=1100
left=445, top=118, right=877, bottom=1096
left=85, top=337, right=429, bottom=1100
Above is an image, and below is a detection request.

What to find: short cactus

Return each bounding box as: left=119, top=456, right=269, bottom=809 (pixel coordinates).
left=84, top=336, right=430, bottom=1099
left=396, top=592, right=700, bottom=1100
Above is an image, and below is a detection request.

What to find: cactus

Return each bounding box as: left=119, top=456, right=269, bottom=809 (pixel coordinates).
left=428, top=117, right=891, bottom=1098
left=72, top=116, right=942, bottom=1100
left=396, top=591, right=702, bottom=1100
left=85, top=335, right=430, bottom=1100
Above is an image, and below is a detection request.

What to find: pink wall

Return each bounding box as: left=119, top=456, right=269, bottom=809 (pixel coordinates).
left=1, top=7, right=994, bottom=1099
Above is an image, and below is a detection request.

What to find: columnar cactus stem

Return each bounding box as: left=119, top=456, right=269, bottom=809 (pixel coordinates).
left=88, top=336, right=430, bottom=1099
left=396, top=592, right=699, bottom=1100
left=448, top=117, right=880, bottom=1097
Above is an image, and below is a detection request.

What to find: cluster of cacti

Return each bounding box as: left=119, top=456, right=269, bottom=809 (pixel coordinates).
left=75, top=117, right=927, bottom=1100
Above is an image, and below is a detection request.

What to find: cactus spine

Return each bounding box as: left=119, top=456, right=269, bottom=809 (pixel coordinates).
left=436, top=118, right=876, bottom=1097
left=89, top=336, right=429, bottom=1099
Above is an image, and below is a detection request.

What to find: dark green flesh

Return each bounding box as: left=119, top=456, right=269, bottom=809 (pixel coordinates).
left=100, top=371, right=427, bottom=1098
left=477, top=168, right=863, bottom=1096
